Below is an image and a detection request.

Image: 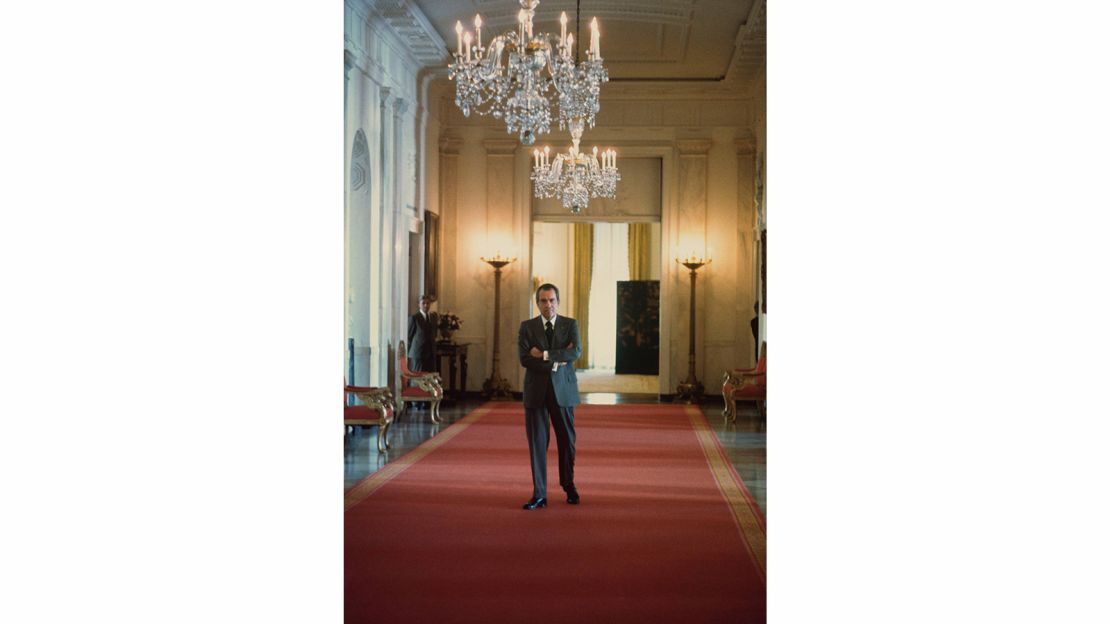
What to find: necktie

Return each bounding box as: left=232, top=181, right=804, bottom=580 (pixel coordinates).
left=545, top=321, right=554, bottom=349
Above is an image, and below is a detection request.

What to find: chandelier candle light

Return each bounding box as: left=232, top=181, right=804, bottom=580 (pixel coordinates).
left=530, top=119, right=620, bottom=213
left=448, top=0, right=609, bottom=145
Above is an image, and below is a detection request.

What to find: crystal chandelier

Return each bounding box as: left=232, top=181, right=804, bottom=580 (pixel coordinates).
left=447, top=0, right=609, bottom=145
left=530, top=119, right=620, bottom=213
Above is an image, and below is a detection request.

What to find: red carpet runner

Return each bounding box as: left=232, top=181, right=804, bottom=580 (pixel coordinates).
left=345, top=402, right=766, bottom=623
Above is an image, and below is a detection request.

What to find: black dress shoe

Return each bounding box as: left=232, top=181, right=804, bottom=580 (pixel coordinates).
left=566, top=486, right=580, bottom=505
left=522, top=497, right=547, bottom=510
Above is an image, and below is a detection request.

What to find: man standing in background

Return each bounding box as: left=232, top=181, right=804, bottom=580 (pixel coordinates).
left=407, top=295, right=437, bottom=373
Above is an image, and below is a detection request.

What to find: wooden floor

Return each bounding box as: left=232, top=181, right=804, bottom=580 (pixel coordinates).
left=344, top=394, right=766, bottom=515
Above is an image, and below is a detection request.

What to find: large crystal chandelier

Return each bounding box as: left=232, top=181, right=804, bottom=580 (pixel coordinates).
left=447, top=0, right=609, bottom=145
left=530, top=119, right=620, bottom=213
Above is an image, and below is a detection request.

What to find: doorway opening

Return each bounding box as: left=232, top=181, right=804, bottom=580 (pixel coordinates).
left=531, top=221, right=661, bottom=394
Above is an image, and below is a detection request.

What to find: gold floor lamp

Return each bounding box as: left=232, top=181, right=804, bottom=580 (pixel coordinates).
left=675, top=255, right=711, bottom=403
left=481, top=253, right=515, bottom=400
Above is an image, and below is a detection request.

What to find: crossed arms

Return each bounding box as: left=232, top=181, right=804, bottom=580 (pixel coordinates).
left=518, top=320, right=582, bottom=373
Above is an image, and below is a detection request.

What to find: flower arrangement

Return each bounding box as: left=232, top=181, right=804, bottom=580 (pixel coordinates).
left=437, top=312, right=463, bottom=334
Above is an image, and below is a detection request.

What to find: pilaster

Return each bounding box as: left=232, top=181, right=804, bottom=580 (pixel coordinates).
left=735, top=135, right=758, bottom=367
left=675, top=139, right=712, bottom=250
left=482, top=138, right=520, bottom=391
left=439, top=136, right=462, bottom=316
left=376, top=87, right=397, bottom=386
left=673, top=138, right=712, bottom=391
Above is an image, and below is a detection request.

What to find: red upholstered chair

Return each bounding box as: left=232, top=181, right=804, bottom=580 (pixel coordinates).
left=397, top=340, right=444, bottom=423
left=722, top=342, right=766, bottom=423
left=345, top=381, right=395, bottom=453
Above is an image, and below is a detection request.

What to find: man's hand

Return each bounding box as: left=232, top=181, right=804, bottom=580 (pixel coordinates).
left=530, top=343, right=572, bottom=359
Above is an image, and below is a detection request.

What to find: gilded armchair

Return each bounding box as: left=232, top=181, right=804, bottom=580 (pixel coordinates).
left=722, top=342, right=766, bottom=423
left=398, top=340, right=444, bottom=423
left=345, top=383, right=395, bottom=453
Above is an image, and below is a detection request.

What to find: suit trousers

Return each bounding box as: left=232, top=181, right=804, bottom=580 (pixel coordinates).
left=524, top=380, right=576, bottom=499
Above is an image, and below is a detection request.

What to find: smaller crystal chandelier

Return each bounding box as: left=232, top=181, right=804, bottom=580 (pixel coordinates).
left=447, top=0, right=609, bottom=145
left=530, top=119, right=620, bottom=213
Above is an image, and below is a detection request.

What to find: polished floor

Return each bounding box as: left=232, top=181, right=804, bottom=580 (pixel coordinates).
left=576, top=369, right=660, bottom=393
left=344, top=395, right=766, bottom=515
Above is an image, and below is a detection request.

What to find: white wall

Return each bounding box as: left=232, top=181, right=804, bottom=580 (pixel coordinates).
left=344, top=0, right=438, bottom=390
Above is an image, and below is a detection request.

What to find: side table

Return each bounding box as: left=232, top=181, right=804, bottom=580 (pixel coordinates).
left=433, top=342, right=469, bottom=400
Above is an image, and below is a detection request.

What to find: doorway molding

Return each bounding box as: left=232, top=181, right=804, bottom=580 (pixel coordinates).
left=515, top=142, right=676, bottom=396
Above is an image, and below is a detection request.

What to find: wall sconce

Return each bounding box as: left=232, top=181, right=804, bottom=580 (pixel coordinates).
left=480, top=253, right=517, bottom=399
left=675, top=254, right=711, bottom=403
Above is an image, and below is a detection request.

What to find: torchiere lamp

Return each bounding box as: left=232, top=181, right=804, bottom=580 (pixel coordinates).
left=675, top=254, right=711, bottom=403
left=480, top=252, right=516, bottom=399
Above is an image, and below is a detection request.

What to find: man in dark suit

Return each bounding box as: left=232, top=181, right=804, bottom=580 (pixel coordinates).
left=517, top=283, right=582, bottom=510
left=407, top=295, right=437, bottom=373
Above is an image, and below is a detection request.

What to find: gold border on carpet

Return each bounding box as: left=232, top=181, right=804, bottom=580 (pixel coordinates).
left=686, top=405, right=766, bottom=581
left=344, top=405, right=493, bottom=511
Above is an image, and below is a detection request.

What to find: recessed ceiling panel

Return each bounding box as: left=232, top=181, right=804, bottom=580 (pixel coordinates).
left=413, top=0, right=758, bottom=82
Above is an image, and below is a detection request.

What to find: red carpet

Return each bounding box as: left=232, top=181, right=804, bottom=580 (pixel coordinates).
left=345, top=402, right=766, bottom=623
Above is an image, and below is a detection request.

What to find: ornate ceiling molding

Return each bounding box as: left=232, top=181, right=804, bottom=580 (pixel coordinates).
left=482, top=139, right=519, bottom=155
left=469, top=0, right=697, bottom=29
left=734, top=134, right=756, bottom=156
left=439, top=135, right=463, bottom=155
left=603, top=0, right=764, bottom=95
left=601, top=82, right=745, bottom=99
left=722, top=0, right=765, bottom=91
left=675, top=138, right=713, bottom=155
left=376, top=0, right=449, bottom=65
left=353, top=0, right=448, bottom=67
left=416, top=0, right=763, bottom=98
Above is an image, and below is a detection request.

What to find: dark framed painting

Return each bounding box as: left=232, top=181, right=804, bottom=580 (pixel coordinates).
left=424, top=211, right=439, bottom=300
left=615, top=280, right=660, bottom=375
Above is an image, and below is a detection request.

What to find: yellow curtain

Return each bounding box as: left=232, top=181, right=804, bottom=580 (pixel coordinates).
left=628, top=222, right=652, bottom=280
left=572, top=224, right=592, bottom=369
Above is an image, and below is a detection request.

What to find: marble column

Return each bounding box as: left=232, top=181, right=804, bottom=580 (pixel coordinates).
left=395, top=95, right=412, bottom=349
left=343, top=50, right=354, bottom=384
left=376, top=88, right=396, bottom=386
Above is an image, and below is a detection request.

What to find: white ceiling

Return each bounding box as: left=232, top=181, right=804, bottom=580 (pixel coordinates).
left=408, top=0, right=764, bottom=84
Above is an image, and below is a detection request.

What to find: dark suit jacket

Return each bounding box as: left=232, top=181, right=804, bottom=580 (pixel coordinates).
left=518, top=315, right=582, bottom=409
left=407, top=311, right=436, bottom=367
